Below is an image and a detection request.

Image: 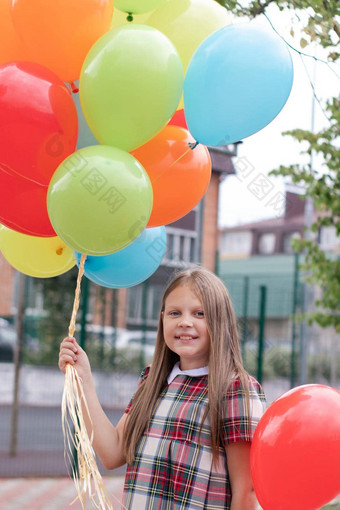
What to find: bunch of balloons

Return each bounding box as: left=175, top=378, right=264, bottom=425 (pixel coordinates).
left=0, top=0, right=293, bottom=288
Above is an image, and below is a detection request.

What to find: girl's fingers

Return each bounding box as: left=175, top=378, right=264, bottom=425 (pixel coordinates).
left=60, top=346, right=77, bottom=358
left=59, top=354, right=77, bottom=370
left=60, top=338, right=78, bottom=353
left=59, top=345, right=77, bottom=362
left=59, top=354, right=77, bottom=365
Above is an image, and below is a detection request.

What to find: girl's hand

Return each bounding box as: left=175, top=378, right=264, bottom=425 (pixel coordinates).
left=58, top=336, right=91, bottom=380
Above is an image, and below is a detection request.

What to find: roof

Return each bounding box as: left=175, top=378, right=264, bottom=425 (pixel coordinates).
left=220, top=214, right=309, bottom=233
left=208, top=148, right=236, bottom=175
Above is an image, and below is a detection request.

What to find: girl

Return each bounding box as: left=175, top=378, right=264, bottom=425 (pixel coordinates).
left=59, top=267, right=266, bottom=509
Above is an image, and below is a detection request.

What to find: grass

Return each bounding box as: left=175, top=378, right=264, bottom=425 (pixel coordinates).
left=321, top=505, right=340, bottom=510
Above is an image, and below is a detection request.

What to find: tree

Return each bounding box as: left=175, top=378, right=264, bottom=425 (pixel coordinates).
left=217, top=0, right=340, bottom=333
left=217, top=0, right=339, bottom=57
left=27, top=268, right=79, bottom=365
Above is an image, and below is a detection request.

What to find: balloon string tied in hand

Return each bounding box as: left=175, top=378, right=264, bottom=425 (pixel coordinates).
left=62, top=253, right=114, bottom=510
left=169, top=140, right=200, bottom=167
left=68, top=253, right=87, bottom=338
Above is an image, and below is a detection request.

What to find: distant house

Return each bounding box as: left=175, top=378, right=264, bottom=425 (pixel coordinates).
left=220, top=191, right=340, bottom=259
left=218, top=190, right=340, bottom=366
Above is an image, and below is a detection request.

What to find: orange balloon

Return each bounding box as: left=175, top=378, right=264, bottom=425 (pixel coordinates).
left=10, top=0, right=113, bottom=82
left=131, top=126, right=211, bottom=227
left=0, top=0, right=28, bottom=65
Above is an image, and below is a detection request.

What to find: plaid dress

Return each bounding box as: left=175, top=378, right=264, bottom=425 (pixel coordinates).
left=122, top=366, right=266, bottom=509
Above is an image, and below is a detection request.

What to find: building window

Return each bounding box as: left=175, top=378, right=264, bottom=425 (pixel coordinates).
left=127, top=284, right=164, bottom=325
left=283, top=231, right=301, bottom=253
left=164, top=228, right=197, bottom=265
left=258, top=233, right=276, bottom=254
left=147, top=285, right=164, bottom=322
left=127, top=286, right=142, bottom=323
left=220, top=231, right=252, bottom=256
left=319, top=226, right=340, bottom=251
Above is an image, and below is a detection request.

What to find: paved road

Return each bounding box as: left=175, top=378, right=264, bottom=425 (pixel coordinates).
left=1, top=362, right=293, bottom=408
left=0, top=476, right=125, bottom=510
left=0, top=362, right=303, bottom=480
left=1, top=405, right=126, bottom=478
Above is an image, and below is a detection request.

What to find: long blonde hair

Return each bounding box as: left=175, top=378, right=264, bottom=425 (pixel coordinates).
left=123, top=267, right=250, bottom=465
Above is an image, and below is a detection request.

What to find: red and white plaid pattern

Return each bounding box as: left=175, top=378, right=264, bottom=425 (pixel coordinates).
left=123, top=367, right=266, bottom=509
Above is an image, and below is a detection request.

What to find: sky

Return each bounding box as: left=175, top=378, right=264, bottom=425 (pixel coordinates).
left=218, top=5, right=340, bottom=227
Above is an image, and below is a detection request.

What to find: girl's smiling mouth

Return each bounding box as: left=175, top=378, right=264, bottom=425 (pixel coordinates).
left=175, top=335, right=198, bottom=341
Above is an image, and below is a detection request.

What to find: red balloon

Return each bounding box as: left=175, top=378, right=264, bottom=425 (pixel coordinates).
left=251, top=384, right=340, bottom=510
left=0, top=166, right=55, bottom=236
left=168, top=109, right=188, bottom=130
left=0, top=62, right=78, bottom=185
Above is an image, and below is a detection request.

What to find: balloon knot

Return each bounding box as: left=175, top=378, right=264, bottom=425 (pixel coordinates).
left=56, top=247, right=63, bottom=256
left=70, top=82, right=79, bottom=94
left=188, top=141, right=199, bottom=150
left=127, top=13, right=134, bottom=22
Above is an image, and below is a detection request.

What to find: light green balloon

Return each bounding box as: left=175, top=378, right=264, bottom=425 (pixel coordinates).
left=111, top=9, right=150, bottom=28
left=47, top=146, right=153, bottom=256
left=148, top=0, right=232, bottom=73
left=79, top=24, right=183, bottom=152
left=115, top=0, right=166, bottom=14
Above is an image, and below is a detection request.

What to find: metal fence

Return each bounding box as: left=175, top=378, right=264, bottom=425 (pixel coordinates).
left=1, top=269, right=340, bottom=478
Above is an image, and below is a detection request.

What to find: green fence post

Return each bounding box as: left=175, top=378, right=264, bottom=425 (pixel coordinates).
left=10, top=272, right=26, bottom=457
left=257, top=285, right=267, bottom=385
left=290, top=253, right=299, bottom=388
left=110, top=288, right=117, bottom=367
left=99, top=287, right=105, bottom=368
left=242, top=276, right=249, bottom=358
left=140, top=280, right=149, bottom=372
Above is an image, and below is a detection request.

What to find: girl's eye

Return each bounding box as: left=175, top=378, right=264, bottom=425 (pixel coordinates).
left=169, top=311, right=180, bottom=317
left=196, top=311, right=204, bottom=317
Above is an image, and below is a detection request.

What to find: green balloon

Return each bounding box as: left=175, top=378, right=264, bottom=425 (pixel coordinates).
left=147, top=0, right=231, bottom=74
left=115, top=0, right=166, bottom=14
left=47, top=146, right=153, bottom=255
left=79, top=24, right=183, bottom=152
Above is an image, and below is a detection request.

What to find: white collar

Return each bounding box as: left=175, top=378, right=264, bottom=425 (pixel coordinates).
left=167, top=361, right=209, bottom=385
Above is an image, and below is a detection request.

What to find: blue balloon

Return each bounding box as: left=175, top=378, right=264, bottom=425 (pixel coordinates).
left=183, top=23, right=294, bottom=146
left=75, top=226, right=167, bottom=288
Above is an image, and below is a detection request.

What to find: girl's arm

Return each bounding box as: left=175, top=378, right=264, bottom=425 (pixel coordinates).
left=226, top=441, right=258, bottom=510
left=59, top=337, right=127, bottom=470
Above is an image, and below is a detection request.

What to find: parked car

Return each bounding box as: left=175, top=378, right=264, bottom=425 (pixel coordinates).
left=0, top=318, right=39, bottom=362
left=124, top=330, right=157, bottom=359
left=83, top=324, right=157, bottom=360
left=0, top=319, right=16, bottom=362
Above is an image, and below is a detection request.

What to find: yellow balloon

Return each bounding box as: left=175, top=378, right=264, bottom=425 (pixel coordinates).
left=111, top=8, right=151, bottom=28
left=0, top=225, right=75, bottom=278
left=147, top=0, right=232, bottom=108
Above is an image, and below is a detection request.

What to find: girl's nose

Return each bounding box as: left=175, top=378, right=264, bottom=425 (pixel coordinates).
left=178, top=318, right=193, bottom=327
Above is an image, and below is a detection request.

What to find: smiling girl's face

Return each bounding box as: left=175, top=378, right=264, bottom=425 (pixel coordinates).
left=162, top=283, right=210, bottom=370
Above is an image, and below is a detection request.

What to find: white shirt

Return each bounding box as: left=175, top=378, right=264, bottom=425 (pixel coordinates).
left=167, top=361, right=209, bottom=385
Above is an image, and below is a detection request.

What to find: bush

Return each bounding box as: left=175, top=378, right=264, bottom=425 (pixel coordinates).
left=243, top=344, right=298, bottom=380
